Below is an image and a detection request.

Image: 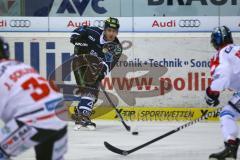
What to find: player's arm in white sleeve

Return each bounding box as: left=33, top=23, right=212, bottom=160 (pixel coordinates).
left=210, top=60, right=231, bottom=92
left=205, top=52, right=232, bottom=107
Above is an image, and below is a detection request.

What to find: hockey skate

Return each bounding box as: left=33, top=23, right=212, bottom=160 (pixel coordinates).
left=209, top=139, right=239, bottom=160
left=73, top=108, right=96, bottom=131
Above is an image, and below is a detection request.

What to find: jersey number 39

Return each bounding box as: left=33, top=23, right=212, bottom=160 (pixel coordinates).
left=21, top=77, right=51, bottom=101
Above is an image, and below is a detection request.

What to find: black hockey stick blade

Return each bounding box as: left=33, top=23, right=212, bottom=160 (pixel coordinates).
left=116, top=112, right=131, bottom=131
left=104, top=130, right=176, bottom=156
left=123, top=122, right=131, bottom=131
left=100, top=85, right=131, bottom=132
left=104, top=141, right=129, bottom=156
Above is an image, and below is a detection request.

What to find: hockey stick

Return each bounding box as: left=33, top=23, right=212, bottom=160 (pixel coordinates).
left=100, top=85, right=131, bottom=132
left=70, top=53, right=130, bottom=131
left=104, top=107, right=222, bottom=156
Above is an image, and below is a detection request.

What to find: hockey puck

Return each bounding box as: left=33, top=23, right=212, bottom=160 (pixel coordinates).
left=132, top=131, right=139, bottom=135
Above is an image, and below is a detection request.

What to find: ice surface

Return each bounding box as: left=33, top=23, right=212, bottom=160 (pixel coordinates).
left=15, top=121, right=237, bottom=160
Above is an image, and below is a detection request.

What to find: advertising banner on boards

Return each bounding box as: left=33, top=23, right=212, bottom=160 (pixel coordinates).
left=0, top=16, right=239, bottom=32
left=48, top=17, right=133, bottom=32
left=0, top=17, right=48, bottom=32
left=2, top=32, right=239, bottom=108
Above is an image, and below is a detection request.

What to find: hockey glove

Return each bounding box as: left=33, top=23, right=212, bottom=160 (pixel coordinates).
left=70, top=34, right=80, bottom=45
left=70, top=32, right=87, bottom=45
left=205, top=86, right=220, bottom=107
left=98, top=61, right=109, bottom=80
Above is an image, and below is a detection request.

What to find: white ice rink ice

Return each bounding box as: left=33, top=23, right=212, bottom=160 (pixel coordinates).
left=15, top=121, right=240, bottom=160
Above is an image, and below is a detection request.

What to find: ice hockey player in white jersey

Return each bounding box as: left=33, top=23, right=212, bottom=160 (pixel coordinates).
left=205, top=26, right=240, bottom=160
left=0, top=37, right=68, bottom=160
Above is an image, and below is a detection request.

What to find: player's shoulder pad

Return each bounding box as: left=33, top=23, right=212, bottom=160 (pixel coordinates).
left=74, top=26, right=103, bottom=36
left=218, top=45, right=235, bottom=64
left=0, top=60, right=22, bottom=74
left=85, top=27, right=103, bottom=36
left=221, top=44, right=239, bottom=60
left=222, top=44, right=234, bottom=54
left=73, top=26, right=87, bottom=33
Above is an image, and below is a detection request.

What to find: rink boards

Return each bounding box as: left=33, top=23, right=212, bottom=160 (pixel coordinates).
left=1, top=32, right=240, bottom=122
left=68, top=106, right=220, bottom=121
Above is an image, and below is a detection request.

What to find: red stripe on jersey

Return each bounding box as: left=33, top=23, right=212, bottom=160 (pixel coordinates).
left=210, top=52, right=220, bottom=76
left=25, top=109, right=67, bottom=124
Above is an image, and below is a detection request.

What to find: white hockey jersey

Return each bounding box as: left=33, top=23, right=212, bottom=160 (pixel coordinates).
left=210, top=44, right=240, bottom=92
left=0, top=59, right=66, bottom=130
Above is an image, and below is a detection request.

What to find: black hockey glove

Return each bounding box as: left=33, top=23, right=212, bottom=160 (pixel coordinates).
left=205, top=86, right=220, bottom=107
left=70, top=31, right=87, bottom=45
left=70, top=34, right=80, bottom=45
left=98, top=61, right=109, bottom=81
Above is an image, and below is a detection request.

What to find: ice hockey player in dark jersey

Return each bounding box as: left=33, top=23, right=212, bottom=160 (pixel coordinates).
left=70, top=17, right=122, bottom=131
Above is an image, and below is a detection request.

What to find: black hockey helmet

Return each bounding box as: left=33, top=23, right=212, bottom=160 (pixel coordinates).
left=0, top=37, right=9, bottom=59
left=211, top=26, right=233, bottom=50
left=104, top=17, right=120, bottom=31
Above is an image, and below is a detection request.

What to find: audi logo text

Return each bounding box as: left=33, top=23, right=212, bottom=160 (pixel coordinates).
left=10, top=20, right=31, bottom=28
left=178, top=20, right=201, bottom=28
left=67, top=20, right=105, bottom=28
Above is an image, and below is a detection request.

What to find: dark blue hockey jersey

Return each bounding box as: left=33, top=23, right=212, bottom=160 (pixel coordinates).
left=70, top=26, right=122, bottom=71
